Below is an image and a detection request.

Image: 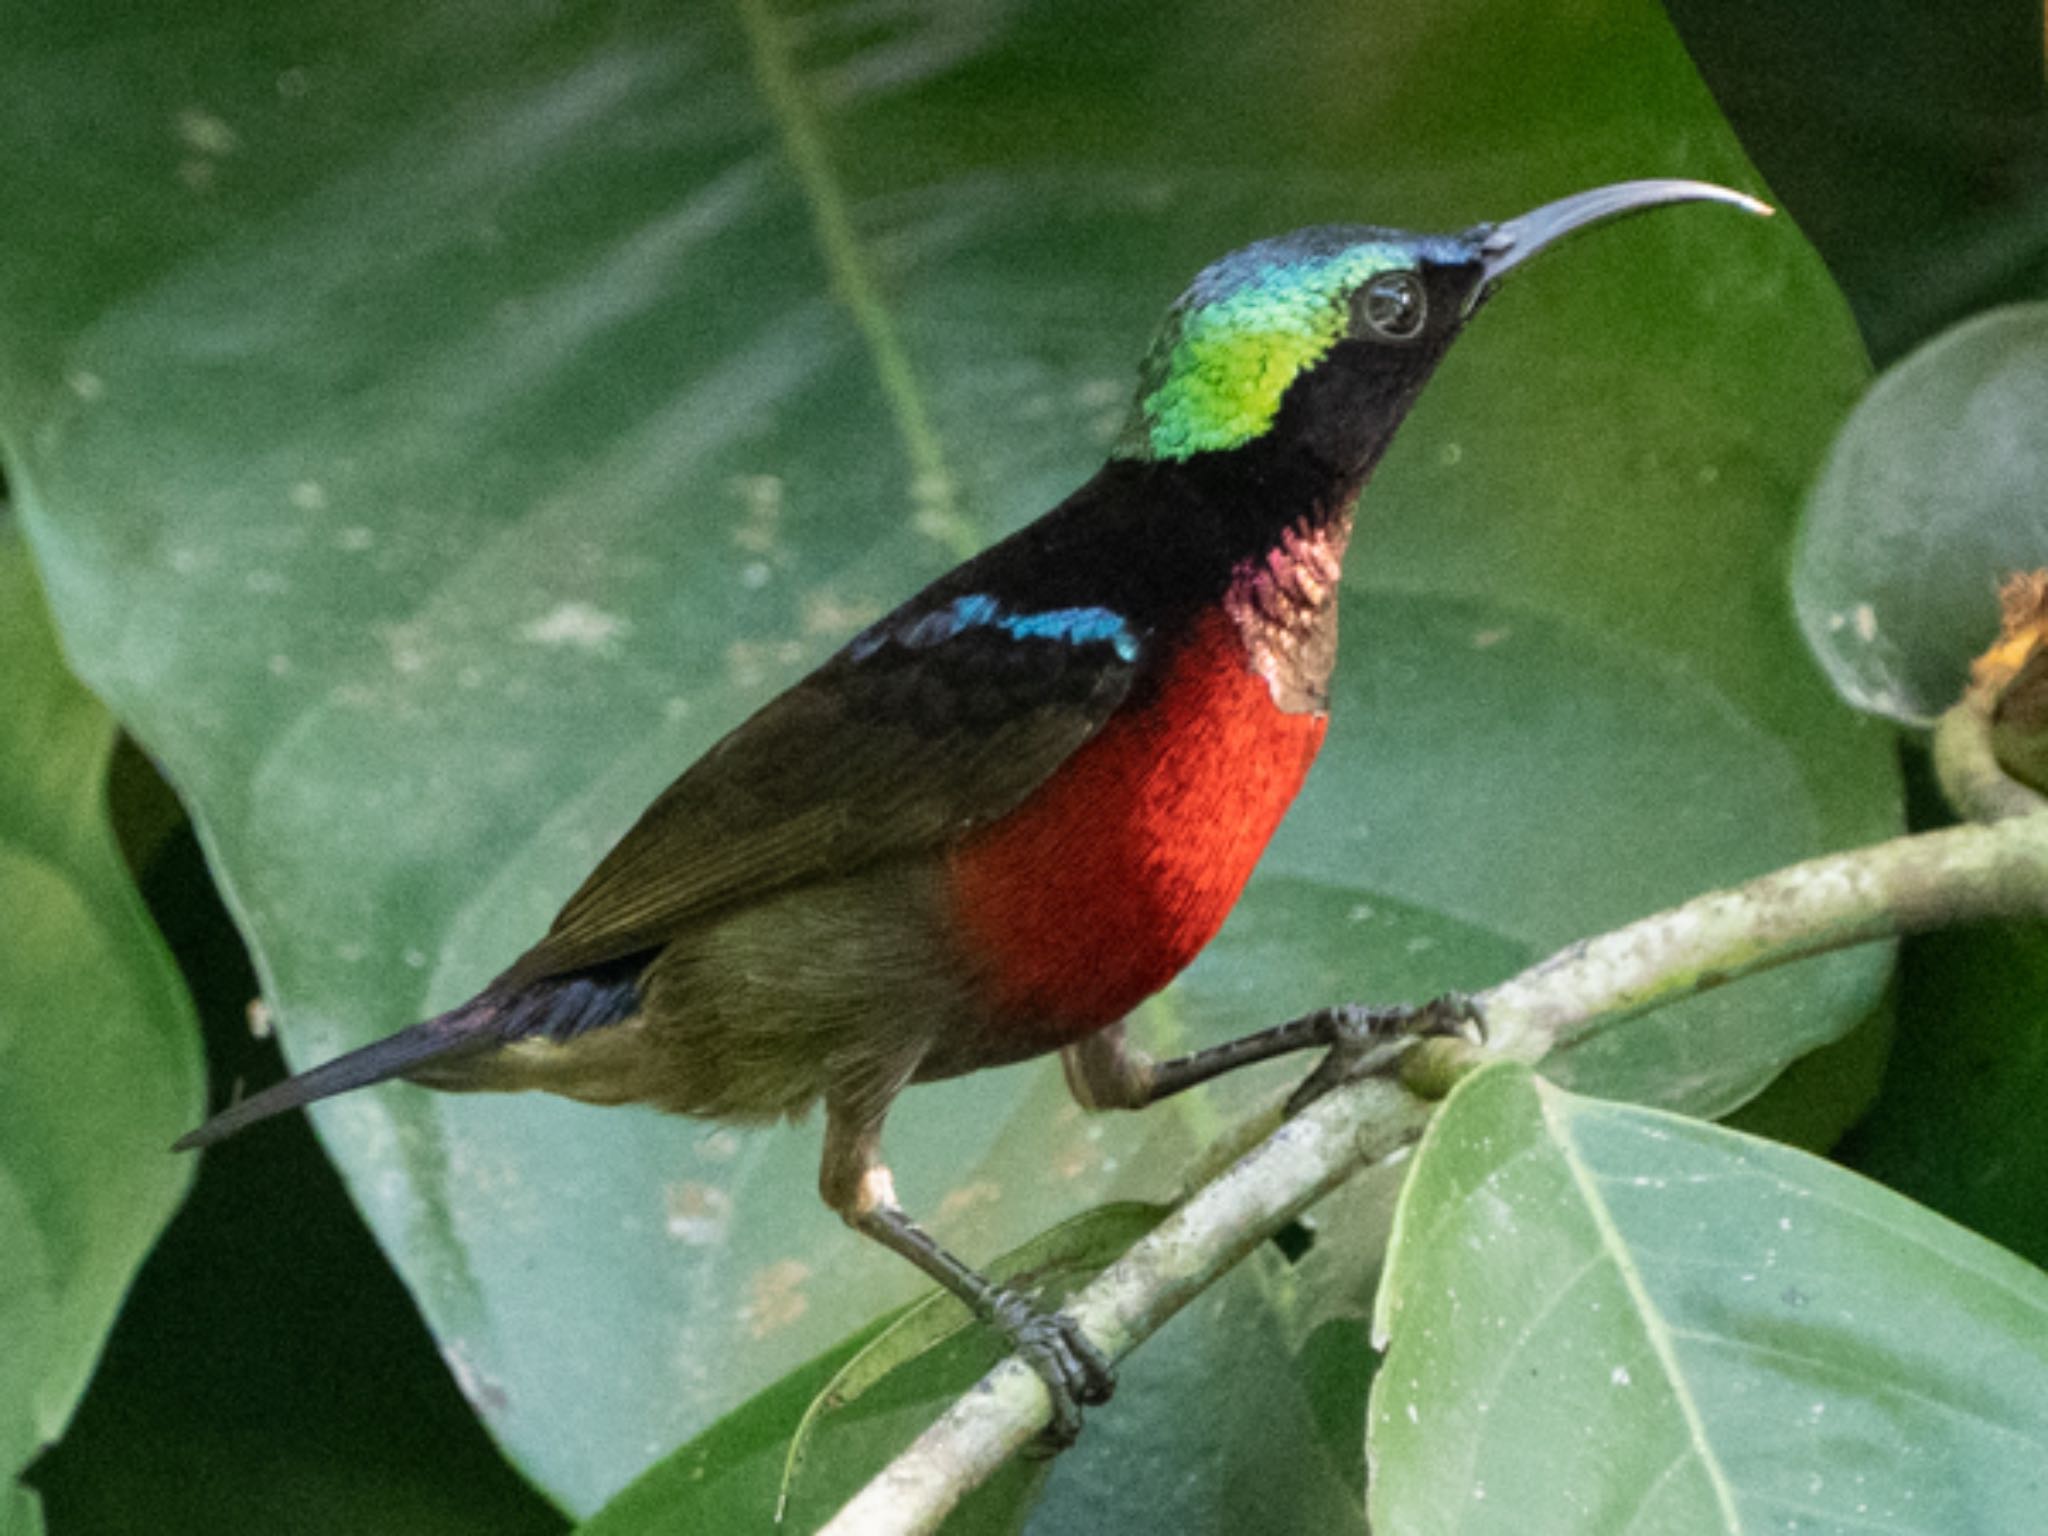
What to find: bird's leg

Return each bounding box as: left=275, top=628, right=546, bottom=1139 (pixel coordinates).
left=820, top=1099, right=1114, bottom=1448
left=1062, top=996, right=1484, bottom=1116
left=1275, top=994, right=1485, bottom=1113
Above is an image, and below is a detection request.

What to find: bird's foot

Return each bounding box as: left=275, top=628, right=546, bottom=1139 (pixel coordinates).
left=988, top=1288, right=1115, bottom=1452
left=1284, top=993, right=1486, bottom=1115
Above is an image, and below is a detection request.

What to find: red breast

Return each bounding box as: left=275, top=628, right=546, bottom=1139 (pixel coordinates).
left=946, top=606, right=1326, bottom=1044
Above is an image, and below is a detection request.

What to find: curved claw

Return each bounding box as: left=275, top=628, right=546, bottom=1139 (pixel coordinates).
left=990, top=1290, right=1115, bottom=1451
left=1284, top=993, right=1486, bottom=1115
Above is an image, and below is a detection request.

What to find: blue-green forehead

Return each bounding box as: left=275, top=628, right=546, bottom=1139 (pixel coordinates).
left=1181, top=226, right=1476, bottom=307
left=1114, top=225, right=1481, bottom=462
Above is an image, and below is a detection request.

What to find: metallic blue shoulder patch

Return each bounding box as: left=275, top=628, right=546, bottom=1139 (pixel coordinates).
left=848, top=594, right=1140, bottom=665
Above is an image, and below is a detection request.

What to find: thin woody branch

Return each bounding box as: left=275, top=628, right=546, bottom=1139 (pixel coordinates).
left=1483, top=804, right=2048, bottom=1066
left=1935, top=699, right=2048, bottom=824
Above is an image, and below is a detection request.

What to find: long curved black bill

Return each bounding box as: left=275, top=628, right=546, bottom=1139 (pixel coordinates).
left=1476, top=179, right=1772, bottom=289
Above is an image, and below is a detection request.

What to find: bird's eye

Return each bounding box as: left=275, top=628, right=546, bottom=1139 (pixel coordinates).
left=1355, top=271, right=1428, bottom=341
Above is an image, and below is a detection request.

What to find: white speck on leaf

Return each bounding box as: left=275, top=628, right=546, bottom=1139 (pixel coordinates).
left=1853, top=603, right=1879, bottom=643
left=289, top=480, right=328, bottom=511
left=1076, top=377, right=1124, bottom=410
left=729, top=474, right=784, bottom=554
left=521, top=601, right=628, bottom=654
left=174, top=106, right=240, bottom=157
left=384, top=623, right=429, bottom=674
left=740, top=1260, right=811, bottom=1339
left=664, top=1181, right=733, bottom=1246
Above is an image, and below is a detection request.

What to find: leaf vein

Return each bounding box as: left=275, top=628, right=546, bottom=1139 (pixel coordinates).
left=732, top=0, right=977, bottom=559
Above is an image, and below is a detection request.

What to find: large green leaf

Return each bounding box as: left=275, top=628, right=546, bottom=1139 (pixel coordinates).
left=0, top=534, right=202, bottom=1499
left=1662, top=0, right=2048, bottom=366
left=25, top=819, right=563, bottom=1536
left=1371, top=1062, right=2048, bottom=1534
left=1793, top=303, right=2048, bottom=724
left=1199, top=593, right=1892, bottom=1118
left=0, top=0, right=1889, bottom=1513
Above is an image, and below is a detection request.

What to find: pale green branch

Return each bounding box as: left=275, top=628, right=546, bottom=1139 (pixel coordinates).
left=1935, top=697, right=2048, bottom=824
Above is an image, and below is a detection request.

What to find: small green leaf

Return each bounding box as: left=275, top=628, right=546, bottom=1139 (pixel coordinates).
left=0, top=534, right=203, bottom=1489
left=1371, top=1061, right=2048, bottom=1535
left=1794, top=303, right=2048, bottom=724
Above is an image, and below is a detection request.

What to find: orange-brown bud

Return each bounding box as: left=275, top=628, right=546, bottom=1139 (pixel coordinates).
left=1971, top=570, right=2048, bottom=795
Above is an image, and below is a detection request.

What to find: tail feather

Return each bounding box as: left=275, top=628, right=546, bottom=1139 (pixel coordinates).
left=172, top=1012, right=491, bottom=1151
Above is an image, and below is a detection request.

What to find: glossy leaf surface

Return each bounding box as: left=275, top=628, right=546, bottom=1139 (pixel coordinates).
left=1371, top=1063, right=2048, bottom=1534
left=0, top=0, right=1888, bottom=1511
left=1794, top=303, right=2048, bottom=723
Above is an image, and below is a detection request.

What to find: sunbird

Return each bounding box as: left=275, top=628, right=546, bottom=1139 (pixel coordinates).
left=180, top=179, right=1769, bottom=1438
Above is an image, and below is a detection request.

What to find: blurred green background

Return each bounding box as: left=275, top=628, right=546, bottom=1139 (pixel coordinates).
left=6, top=1, right=2044, bottom=1532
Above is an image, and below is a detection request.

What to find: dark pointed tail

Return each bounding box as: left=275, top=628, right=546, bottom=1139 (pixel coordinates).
left=172, top=1010, right=492, bottom=1151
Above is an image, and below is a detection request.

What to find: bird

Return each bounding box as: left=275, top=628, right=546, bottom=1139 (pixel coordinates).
left=177, top=178, right=1770, bottom=1440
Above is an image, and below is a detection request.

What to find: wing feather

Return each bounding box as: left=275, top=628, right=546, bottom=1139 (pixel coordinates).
left=494, top=609, right=1144, bottom=988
